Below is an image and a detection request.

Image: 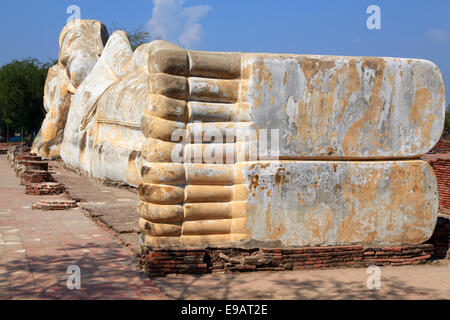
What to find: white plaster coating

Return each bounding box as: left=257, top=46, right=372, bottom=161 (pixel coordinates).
left=33, top=20, right=446, bottom=248
left=238, top=160, right=438, bottom=247
left=240, top=55, right=445, bottom=159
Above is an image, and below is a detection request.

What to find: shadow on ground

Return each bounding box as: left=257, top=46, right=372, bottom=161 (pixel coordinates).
left=3, top=242, right=162, bottom=300
left=151, top=265, right=448, bottom=300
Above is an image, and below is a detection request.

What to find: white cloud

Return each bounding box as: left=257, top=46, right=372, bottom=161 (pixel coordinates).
left=148, top=0, right=211, bottom=49
left=427, top=29, right=450, bottom=43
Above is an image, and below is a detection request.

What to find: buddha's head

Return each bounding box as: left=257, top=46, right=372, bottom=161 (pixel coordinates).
left=58, top=19, right=109, bottom=88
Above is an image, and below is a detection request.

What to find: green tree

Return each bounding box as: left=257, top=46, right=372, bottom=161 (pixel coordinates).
left=0, top=58, right=52, bottom=141
left=108, top=24, right=160, bottom=51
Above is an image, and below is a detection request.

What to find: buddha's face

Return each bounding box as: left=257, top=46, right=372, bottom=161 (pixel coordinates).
left=58, top=20, right=108, bottom=88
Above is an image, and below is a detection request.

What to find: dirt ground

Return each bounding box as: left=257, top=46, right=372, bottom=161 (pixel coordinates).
left=153, top=262, right=449, bottom=300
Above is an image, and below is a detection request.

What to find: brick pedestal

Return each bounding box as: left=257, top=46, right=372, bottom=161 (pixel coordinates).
left=20, top=170, right=54, bottom=185
left=32, top=199, right=77, bottom=211
left=25, top=182, right=65, bottom=196
left=7, top=146, right=30, bottom=162
left=15, top=155, right=42, bottom=162
left=16, top=160, right=48, bottom=173
left=141, top=244, right=435, bottom=277
left=142, top=249, right=209, bottom=277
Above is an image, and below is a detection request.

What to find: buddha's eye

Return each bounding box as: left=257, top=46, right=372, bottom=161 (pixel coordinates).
left=64, top=31, right=82, bottom=49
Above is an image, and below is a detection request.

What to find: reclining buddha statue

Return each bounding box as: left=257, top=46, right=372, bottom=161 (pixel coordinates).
left=33, top=19, right=446, bottom=248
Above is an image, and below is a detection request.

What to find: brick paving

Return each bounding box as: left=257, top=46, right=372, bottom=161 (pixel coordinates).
left=1, top=153, right=449, bottom=300
left=50, top=160, right=141, bottom=253
left=0, top=155, right=166, bottom=300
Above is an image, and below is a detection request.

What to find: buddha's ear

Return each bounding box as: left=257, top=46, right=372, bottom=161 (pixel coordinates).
left=93, top=20, right=109, bottom=57
left=58, top=22, right=72, bottom=53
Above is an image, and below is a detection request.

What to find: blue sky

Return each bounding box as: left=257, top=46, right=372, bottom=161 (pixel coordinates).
left=0, top=0, right=449, bottom=105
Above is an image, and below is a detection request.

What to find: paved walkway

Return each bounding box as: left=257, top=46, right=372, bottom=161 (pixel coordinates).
left=0, top=154, right=449, bottom=300
left=0, top=155, right=166, bottom=300
left=50, top=160, right=141, bottom=253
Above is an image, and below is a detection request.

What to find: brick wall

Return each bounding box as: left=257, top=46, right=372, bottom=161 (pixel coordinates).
left=141, top=244, right=435, bottom=277
left=429, top=159, right=450, bottom=209
left=431, top=138, right=450, bottom=153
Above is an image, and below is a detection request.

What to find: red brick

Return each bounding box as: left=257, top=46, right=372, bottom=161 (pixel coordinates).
left=382, top=247, right=403, bottom=252
left=293, top=266, right=305, bottom=270
left=314, top=260, right=324, bottom=264
left=150, top=252, right=170, bottom=257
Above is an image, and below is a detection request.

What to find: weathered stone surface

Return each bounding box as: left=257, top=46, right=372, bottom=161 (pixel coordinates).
left=240, top=54, right=445, bottom=159
left=141, top=160, right=438, bottom=247
left=60, top=30, right=146, bottom=186
left=136, top=41, right=443, bottom=248
left=32, top=20, right=108, bottom=159
left=237, top=160, right=438, bottom=247
left=33, top=20, right=446, bottom=249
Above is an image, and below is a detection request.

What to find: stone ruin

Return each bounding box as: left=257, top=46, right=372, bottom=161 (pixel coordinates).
left=32, top=20, right=446, bottom=268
